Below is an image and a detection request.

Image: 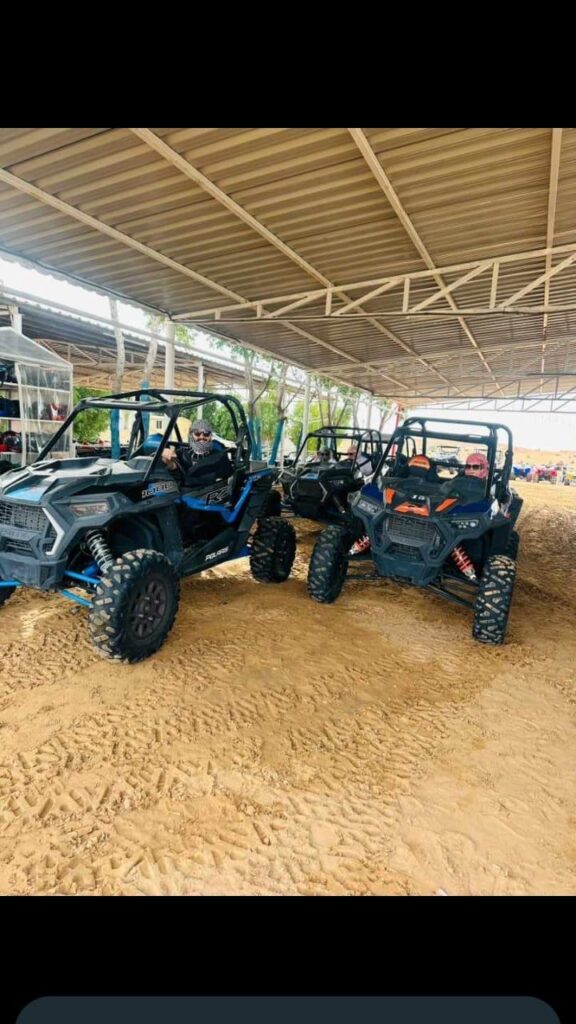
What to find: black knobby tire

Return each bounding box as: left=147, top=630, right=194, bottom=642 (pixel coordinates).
left=506, top=529, right=520, bottom=560
left=88, top=549, right=180, bottom=663
left=508, top=493, right=523, bottom=526
left=250, top=516, right=296, bottom=583
left=307, top=525, right=351, bottom=604
left=0, top=584, right=15, bottom=607
left=262, top=487, right=282, bottom=518
left=472, top=554, right=516, bottom=645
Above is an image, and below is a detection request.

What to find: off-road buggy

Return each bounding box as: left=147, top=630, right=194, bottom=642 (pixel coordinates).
left=0, top=389, right=296, bottom=662
left=276, top=426, right=386, bottom=523
left=307, top=417, right=523, bottom=645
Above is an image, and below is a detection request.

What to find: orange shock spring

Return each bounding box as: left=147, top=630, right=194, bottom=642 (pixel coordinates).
left=451, top=545, right=477, bottom=581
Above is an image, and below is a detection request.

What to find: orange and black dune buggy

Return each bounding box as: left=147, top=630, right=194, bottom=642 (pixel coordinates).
left=307, top=417, right=522, bottom=645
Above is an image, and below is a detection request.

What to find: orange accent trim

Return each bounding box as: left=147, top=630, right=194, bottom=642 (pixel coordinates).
left=385, top=487, right=396, bottom=504
left=408, top=455, right=430, bottom=469
left=436, top=498, right=458, bottom=513
left=395, top=502, right=430, bottom=516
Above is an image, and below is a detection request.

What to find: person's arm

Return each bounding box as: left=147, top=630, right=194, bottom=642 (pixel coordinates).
left=161, top=447, right=179, bottom=471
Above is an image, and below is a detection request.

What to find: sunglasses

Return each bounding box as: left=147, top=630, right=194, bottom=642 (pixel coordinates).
left=192, top=431, right=212, bottom=439
left=467, top=464, right=485, bottom=470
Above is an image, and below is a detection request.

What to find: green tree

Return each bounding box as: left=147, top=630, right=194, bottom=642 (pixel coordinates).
left=72, top=386, right=109, bottom=443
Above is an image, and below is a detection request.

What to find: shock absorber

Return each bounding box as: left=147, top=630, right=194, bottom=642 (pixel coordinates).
left=85, top=529, right=116, bottom=574
left=452, top=545, right=477, bottom=582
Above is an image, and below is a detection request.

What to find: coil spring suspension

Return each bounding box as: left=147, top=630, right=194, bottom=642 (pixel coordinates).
left=85, top=530, right=116, bottom=574
left=451, top=545, right=477, bottom=582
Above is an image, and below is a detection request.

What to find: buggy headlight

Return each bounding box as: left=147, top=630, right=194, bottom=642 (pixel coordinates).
left=357, top=498, right=378, bottom=515
left=71, top=501, right=110, bottom=516
left=449, top=518, right=479, bottom=529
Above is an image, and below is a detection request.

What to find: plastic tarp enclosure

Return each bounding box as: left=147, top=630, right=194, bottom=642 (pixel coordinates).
left=0, top=328, right=73, bottom=459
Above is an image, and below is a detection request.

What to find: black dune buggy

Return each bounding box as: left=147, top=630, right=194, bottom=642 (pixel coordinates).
left=0, top=389, right=296, bottom=662
left=276, top=426, right=387, bottom=524
left=307, top=417, right=523, bottom=645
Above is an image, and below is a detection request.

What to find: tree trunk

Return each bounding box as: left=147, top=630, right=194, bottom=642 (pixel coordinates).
left=109, top=298, right=125, bottom=458
left=143, top=314, right=161, bottom=381
left=109, top=299, right=125, bottom=393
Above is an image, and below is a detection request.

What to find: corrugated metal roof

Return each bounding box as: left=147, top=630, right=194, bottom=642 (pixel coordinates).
left=1, top=127, right=575, bottom=402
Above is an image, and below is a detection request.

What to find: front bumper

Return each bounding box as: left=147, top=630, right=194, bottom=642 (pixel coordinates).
left=0, top=500, right=64, bottom=589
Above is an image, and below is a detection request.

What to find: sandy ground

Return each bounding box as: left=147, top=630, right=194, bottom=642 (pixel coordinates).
left=0, top=480, right=575, bottom=896
left=514, top=446, right=576, bottom=466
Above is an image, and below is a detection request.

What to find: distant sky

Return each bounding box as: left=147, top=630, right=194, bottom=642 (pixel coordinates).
left=1, top=255, right=575, bottom=451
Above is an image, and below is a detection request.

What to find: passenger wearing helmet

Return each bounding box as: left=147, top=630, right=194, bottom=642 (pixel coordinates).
left=161, top=418, right=232, bottom=488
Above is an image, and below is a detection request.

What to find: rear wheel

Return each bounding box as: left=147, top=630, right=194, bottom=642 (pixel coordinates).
left=472, top=554, right=516, bottom=645
left=262, top=487, right=282, bottom=518
left=89, top=549, right=180, bottom=663
left=250, top=517, right=296, bottom=583
left=307, top=525, right=351, bottom=604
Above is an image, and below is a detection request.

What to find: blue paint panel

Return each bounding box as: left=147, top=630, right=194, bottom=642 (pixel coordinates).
left=361, top=482, right=384, bottom=501
left=9, top=486, right=47, bottom=502
left=180, top=470, right=271, bottom=524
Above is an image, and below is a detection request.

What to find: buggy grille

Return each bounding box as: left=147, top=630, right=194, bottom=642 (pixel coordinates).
left=389, top=541, right=423, bottom=561
left=0, top=501, right=48, bottom=532
left=385, top=513, right=437, bottom=545
left=0, top=501, right=56, bottom=551
left=5, top=538, right=34, bottom=555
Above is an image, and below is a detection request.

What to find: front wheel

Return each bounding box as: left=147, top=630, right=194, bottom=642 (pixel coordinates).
left=505, top=529, right=520, bottom=560
left=472, top=554, right=516, bottom=645
left=88, top=549, right=180, bottom=663
left=307, top=525, right=351, bottom=604
left=250, top=517, right=296, bottom=583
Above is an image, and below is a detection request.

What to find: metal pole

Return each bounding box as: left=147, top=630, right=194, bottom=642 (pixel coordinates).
left=366, top=394, right=373, bottom=430
left=197, top=359, right=204, bottom=419
left=279, top=415, right=287, bottom=468
left=109, top=298, right=125, bottom=459
left=301, top=372, right=311, bottom=445
left=164, top=321, right=175, bottom=388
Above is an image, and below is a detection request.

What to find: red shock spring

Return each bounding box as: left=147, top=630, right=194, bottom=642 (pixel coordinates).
left=451, top=545, right=477, bottom=581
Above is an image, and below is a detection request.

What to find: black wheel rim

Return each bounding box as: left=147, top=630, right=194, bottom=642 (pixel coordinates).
left=127, top=575, right=169, bottom=641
